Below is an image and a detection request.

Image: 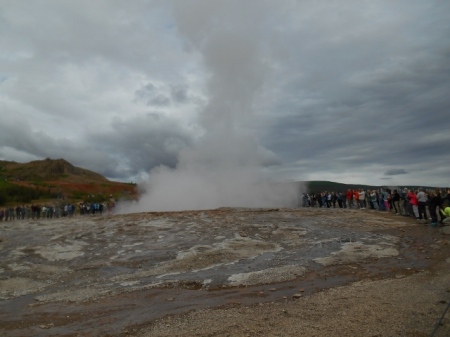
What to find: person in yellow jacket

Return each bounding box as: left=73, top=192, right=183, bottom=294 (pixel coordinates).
left=440, top=207, right=450, bottom=224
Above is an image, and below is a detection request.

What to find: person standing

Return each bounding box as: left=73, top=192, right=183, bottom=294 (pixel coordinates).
left=316, top=192, right=323, bottom=208
left=369, top=190, right=376, bottom=209
left=321, top=192, right=327, bottom=208
left=428, top=189, right=440, bottom=227
left=385, top=189, right=392, bottom=212
left=441, top=189, right=450, bottom=208
left=392, top=189, right=401, bottom=215
left=325, top=192, right=331, bottom=208
left=331, top=192, right=337, bottom=208
left=416, top=188, right=428, bottom=222
left=398, top=189, right=407, bottom=215
left=358, top=189, right=366, bottom=209
left=353, top=190, right=360, bottom=209
left=408, top=190, right=420, bottom=220
left=337, top=192, right=344, bottom=208
left=346, top=189, right=353, bottom=208
left=378, top=189, right=386, bottom=211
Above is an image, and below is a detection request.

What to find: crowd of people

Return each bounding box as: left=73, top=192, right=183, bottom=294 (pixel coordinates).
left=301, top=187, right=450, bottom=227
left=2, top=188, right=450, bottom=226
left=0, top=202, right=115, bottom=221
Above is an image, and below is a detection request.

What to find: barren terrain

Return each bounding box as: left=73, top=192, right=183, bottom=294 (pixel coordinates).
left=0, top=208, right=449, bottom=336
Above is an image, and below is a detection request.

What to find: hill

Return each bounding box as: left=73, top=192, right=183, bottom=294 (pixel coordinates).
left=0, top=158, right=108, bottom=183
left=0, top=158, right=137, bottom=206
left=304, top=180, right=444, bottom=193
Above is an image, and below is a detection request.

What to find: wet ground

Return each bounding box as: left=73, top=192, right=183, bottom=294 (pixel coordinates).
left=0, top=207, right=449, bottom=336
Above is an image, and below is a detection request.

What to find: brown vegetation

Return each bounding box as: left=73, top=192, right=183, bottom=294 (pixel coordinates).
left=0, top=158, right=137, bottom=204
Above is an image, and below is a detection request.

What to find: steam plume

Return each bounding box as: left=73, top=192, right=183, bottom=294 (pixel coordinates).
left=120, top=1, right=299, bottom=212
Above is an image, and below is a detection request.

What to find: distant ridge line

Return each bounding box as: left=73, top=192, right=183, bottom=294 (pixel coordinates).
left=0, top=158, right=108, bottom=182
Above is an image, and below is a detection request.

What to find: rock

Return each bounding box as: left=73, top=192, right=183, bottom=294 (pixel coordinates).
left=292, top=293, right=303, bottom=299
left=39, top=323, right=54, bottom=329
left=441, top=227, right=450, bottom=235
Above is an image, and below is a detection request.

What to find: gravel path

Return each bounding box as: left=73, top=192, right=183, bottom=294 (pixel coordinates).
left=140, top=264, right=450, bottom=337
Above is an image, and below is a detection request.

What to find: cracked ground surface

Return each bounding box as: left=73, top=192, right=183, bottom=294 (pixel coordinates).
left=0, top=207, right=449, bottom=336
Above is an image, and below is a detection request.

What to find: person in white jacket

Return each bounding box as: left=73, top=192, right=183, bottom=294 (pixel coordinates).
left=358, top=189, right=366, bottom=209
left=416, top=188, right=428, bottom=222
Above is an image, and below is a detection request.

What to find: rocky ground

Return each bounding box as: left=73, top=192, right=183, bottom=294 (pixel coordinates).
left=0, top=207, right=449, bottom=336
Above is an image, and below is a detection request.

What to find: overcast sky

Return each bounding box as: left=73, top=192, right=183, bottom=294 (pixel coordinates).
left=1, top=0, right=449, bottom=202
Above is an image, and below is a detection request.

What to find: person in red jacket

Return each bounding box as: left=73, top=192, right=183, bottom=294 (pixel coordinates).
left=346, top=189, right=353, bottom=208
left=353, top=190, right=360, bottom=209
left=407, top=190, right=419, bottom=220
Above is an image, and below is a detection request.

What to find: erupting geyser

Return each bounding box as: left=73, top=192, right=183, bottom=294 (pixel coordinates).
left=119, top=2, right=300, bottom=212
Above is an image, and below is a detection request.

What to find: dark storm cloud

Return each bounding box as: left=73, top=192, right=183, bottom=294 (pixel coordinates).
left=384, top=169, right=408, bottom=176
left=0, top=112, right=193, bottom=180
left=259, top=1, right=450, bottom=185
left=86, top=113, right=193, bottom=178
left=0, top=119, right=116, bottom=175
left=170, top=84, right=188, bottom=103
left=135, top=82, right=197, bottom=107
left=135, top=83, right=171, bottom=107
left=0, top=0, right=449, bottom=187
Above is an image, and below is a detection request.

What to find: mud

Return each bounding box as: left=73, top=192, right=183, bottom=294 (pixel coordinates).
left=0, top=207, right=449, bottom=336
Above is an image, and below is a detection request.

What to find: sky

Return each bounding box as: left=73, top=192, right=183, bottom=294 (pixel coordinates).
left=1, top=1, right=450, bottom=210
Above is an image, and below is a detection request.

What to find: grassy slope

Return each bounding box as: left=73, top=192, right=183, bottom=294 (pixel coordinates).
left=0, top=159, right=137, bottom=206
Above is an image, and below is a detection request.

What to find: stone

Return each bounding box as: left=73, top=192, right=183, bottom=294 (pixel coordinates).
left=39, top=323, right=54, bottom=329
left=441, top=227, right=450, bottom=235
